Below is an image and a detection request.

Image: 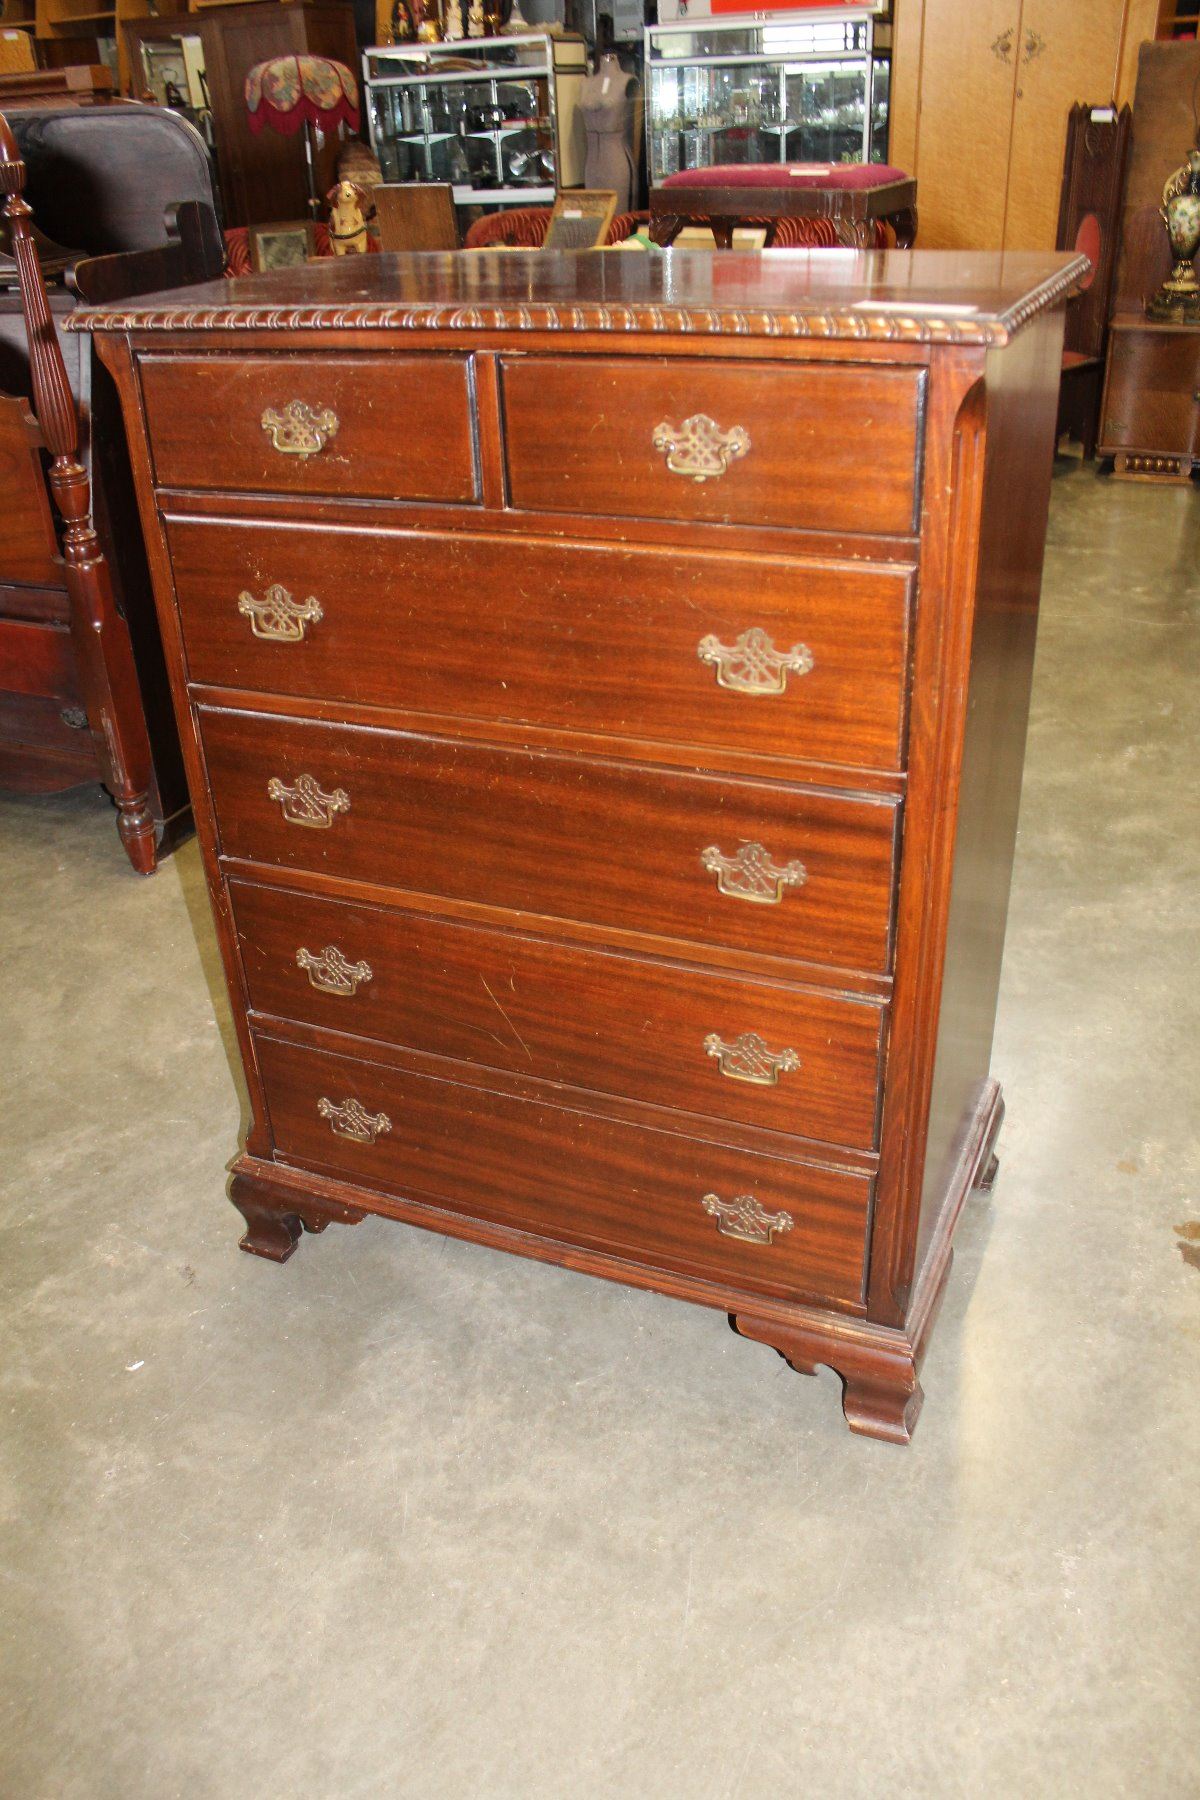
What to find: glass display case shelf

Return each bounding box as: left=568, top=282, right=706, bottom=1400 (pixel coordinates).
left=644, top=9, right=890, bottom=186
left=363, top=32, right=587, bottom=209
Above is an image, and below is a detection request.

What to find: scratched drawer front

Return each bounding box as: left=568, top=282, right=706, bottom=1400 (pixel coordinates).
left=141, top=354, right=478, bottom=503
left=169, top=518, right=913, bottom=774
left=231, top=879, right=884, bottom=1151
left=503, top=356, right=923, bottom=536
left=201, top=708, right=898, bottom=973
left=257, top=1031, right=870, bottom=1307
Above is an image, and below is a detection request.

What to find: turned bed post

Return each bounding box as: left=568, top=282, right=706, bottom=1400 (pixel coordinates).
left=0, top=110, right=156, bottom=874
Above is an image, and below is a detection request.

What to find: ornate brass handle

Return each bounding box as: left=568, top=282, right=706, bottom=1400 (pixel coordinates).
left=702, top=1192, right=794, bottom=1246
left=266, top=772, right=350, bottom=829
left=296, top=944, right=373, bottom=996
left=990, top=27, right=1013, bottom=61
left=701, top=841, right=807, bottom=905
left=698, top=628, right=814, bottom=696
left=238, top=584, right=323, bottom=643
left=652, top=413, right=750, bottom=482
left=260, top=399, right=339, bottom=458
left=704, top=1031, right=800, bottom=1086
left=1022, top=28, right=1046, bottom=62
left=317, top=1095, right=391, bottom=1144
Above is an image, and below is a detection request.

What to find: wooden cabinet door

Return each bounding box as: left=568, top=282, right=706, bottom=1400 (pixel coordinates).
left=893, top=0, right=1021, bottom=248
left=1003, top=0, right=1158, bottom=249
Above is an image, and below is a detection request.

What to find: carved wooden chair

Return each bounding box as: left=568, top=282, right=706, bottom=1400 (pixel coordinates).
left=0, top=110, right=155, bottom=871
left=1055, top=103, right=1132, bottom=460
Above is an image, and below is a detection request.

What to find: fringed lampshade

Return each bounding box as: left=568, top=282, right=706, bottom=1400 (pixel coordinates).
left=245, top=55, right=359, bottom=137
left=244, top=55, right=360, bottom=217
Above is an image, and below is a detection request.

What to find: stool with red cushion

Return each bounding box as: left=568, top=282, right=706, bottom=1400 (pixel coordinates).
left=650, top=163, right=916, bottom=249
left=462, top=208, right=648, bottom=250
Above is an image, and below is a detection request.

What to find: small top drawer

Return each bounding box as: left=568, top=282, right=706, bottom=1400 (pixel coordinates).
left=139, top=353, right=479, bottom=503
left=502, top=355, right=923, bottom=537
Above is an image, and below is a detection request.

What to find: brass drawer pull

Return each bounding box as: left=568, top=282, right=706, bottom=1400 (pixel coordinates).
left=238, top=584, right=324, bottom=643
left=702, top=1192, right=794, bottom=1246
left=266, top=772, right=350, bottom=829
left=701, top=841, right=806, bottom=905
left=261, top=399, right=339, bottom=458
left=652, top=413, right=750, bottom=482
left=317, top=1095, right=391, bottom=1144
left=704, top=1030, right=801, bottom=1086
left=698, top=627, right=814, bottom=696
left=296, top=944, right=373, bottom=996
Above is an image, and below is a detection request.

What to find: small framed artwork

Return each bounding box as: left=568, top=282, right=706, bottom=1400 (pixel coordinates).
left=542, top=190, right=618, bottom=251
left=249, top=220, right=317, bottom=274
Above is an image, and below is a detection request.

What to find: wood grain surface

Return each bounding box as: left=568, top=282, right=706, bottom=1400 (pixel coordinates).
left=140, top=352, right=479, bottom=502
left=200, top=705, right=900, bottom=972
left=231, top=877, right=886, bottom=1151
left=255, top=1029, right=872, bottom=1308
left=168, top=516, right=915, bottom=775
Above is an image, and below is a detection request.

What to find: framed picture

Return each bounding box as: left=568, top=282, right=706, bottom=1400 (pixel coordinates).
left=249, top=220, right=317, bottom=274
left=542, top=190, right=618, bottom=251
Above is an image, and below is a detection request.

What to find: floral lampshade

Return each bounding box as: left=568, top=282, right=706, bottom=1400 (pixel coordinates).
left=244, top=55, right=360, bottom=138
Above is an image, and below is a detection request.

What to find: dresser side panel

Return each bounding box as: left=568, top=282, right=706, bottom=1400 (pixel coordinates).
left=93, top=332, right=274, bottom=1161
left=912, top=311, right=1064, bottom=1279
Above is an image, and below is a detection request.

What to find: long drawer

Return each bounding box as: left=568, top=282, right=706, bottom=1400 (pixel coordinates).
left=169, top=518, right=913, bottom=775
left=231, top=879, right=885, bottom=1150
left=502, top=355, right=924, bottom=537
left=140, top=354, right=479, bottom=503
left=201, top=707, right=900, bottom=972
left=256, top=1031, right=871, bottom=1307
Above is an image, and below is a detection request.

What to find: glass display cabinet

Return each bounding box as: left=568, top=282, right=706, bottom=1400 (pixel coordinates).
left=363, top=33, right=587, bottom=210
left=644, top=8, right=890, bottom=186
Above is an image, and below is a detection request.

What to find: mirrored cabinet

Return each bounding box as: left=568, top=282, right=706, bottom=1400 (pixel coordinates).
left=644, top=9, right=890, bottom=186
left=364, top=33, right=587, bottom=209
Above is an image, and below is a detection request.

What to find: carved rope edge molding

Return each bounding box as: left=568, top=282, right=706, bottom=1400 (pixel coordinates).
left=69, top=259, right=1091, bottom=345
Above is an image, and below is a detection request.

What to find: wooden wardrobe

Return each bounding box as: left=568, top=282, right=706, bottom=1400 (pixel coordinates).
left=891, top=0, right=1159, bottom=250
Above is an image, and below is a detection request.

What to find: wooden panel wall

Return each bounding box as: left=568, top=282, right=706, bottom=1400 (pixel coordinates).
left=891, top=0, right=1160, bottom=250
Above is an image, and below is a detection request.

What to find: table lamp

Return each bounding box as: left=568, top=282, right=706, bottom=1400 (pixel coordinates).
left=244, top=55, right=361, bottom=220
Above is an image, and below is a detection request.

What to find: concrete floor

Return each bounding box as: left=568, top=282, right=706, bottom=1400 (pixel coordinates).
left=2, top=459, right=1198, bottom=1799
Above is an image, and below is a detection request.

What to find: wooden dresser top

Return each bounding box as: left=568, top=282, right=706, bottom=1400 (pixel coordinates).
left=72, top=248, right=1088, bottom=347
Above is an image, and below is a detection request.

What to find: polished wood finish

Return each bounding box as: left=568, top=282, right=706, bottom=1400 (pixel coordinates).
left=502, top=356, right=923, bottom=536
left=199, top=705, right=900, bottom=972
left=255, top=1029, right=872, bottom=1308
left=1099, top=316, right=1200, bottom=478
left=167, top=517, right=915, bottom=775
left=230, top=878, right=886, bottom=1152
left=141, top=353, right=478, bottom=502
left=80, top=247, right=1078, bottom=1440
left=0, top=108, right=154, bottom=869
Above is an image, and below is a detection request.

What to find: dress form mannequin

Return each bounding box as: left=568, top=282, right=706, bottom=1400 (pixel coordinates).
left=578, top=50, right=639, bottom=215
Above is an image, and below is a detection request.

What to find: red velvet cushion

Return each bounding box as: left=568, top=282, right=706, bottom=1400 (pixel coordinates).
left=1072, top=212, right=1100, bottom=290
left=661, top=162, right=908, bottom=190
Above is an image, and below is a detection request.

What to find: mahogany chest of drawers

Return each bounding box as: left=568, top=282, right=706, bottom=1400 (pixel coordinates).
left=78, top=249, right=1082, bottom=1442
